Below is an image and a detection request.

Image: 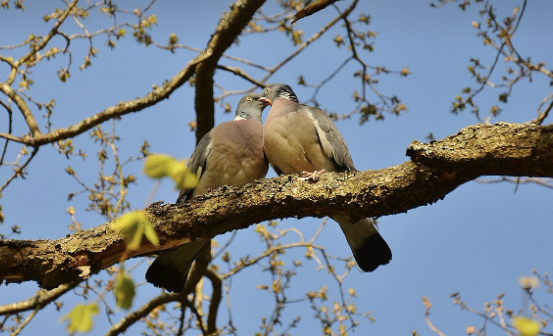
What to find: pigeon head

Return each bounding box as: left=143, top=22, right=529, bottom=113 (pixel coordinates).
left=234, top=92, right=269, bottom=122
left=259, top=83, right=299, bottom=105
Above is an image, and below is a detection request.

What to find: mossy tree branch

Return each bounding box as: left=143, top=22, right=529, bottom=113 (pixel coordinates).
left=0, top=122, right=552, bottom=289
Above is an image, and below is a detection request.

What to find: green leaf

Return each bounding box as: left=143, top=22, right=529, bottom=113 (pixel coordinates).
left=126, top=220, right=144, bottom=251
left=112, top=211, right=140, bottom=232
left=169, top=161, right=197, bottom=191
left=512, top=316, right=540, bottom=336
left=143, top=220, right=159, bottom=246
left=111, top=211, right=156, bottom=250
left=143, top=154, right=176, bottom=178
left=114, top=271, right=136, bottom=309
left=143, top=153, right=197, bottom=191
left=61, top=303, right=98, bottom=333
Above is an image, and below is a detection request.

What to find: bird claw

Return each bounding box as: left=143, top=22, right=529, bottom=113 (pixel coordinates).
left=299, top=170, right=326, bottom=183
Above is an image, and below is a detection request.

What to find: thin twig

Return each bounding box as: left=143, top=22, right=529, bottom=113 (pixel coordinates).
left=0, top=99, right=13, bottom=165
left=261, top=0, right=358, bottom=83
left=9, top=306, right=39, bottom=336
left=0, top=146, right=39, bottom=194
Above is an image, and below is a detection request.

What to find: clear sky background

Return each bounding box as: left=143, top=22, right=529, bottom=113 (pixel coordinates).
left=1, top=0, right=552, bottom=335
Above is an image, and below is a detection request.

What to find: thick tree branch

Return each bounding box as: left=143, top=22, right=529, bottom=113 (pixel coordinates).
left=407, top=122, right=553, bottom=177
left=1, top=122, right=552, bottom=289
left=194, top=0, right=267, bottom=144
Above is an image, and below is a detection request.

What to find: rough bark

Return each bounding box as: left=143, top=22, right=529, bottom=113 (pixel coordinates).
left=1, top=122, right=552, bottom=289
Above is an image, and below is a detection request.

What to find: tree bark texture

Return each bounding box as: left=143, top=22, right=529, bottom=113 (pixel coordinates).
left=1, top=122, right=552, bottom=289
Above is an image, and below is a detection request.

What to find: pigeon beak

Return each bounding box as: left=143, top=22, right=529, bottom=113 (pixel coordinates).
left=259, top=97, right=272, bottom=106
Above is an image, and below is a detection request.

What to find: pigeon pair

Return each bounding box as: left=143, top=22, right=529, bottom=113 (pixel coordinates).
left=146, top=84, right=392, bottom=293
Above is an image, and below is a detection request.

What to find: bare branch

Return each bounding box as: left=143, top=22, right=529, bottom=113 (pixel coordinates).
left=6, top=50, right=212, bottom=147
left=0, top=99, right=13, bottom=165
left=261, top=0, right=357, bottom=83
left=216, top=65, right=265, bottom=87
left=0, top=279, right=80, bottom=315
left=105, top=292, right=187, bottom=336
left=15, top=0, right=78, bottom=68
left=0, top=83, right=40, bottom=137
left=0, top=146, right=38, bottom=194
left=535, top=92, right=553, bottom=125
left=154, top=42, right=272, bottom=72
left=205, top=269, right=222, bottom=334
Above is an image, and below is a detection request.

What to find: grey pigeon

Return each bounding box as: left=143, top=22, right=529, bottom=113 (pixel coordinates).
left=261, top=83, right=392, bottom=272
left=145, top=93, right=269, bottom=292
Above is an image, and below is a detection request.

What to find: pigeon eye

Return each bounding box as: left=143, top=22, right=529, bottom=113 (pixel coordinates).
left=247, top=96, right=253, bottom=101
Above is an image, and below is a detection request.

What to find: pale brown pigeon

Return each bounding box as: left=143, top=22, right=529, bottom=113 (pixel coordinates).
left=261, top=83, right=392, bottom=272
left=146, top=93, right=269, bottom=292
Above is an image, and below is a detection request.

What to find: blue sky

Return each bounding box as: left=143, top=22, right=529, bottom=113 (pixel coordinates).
left=1, top=0, right=552, bottom=335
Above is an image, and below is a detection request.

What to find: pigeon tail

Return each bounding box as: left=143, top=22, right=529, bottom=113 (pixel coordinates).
left=145, top=239, right=208, bottom=293
left=333, top=216, right=392, bottom=272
